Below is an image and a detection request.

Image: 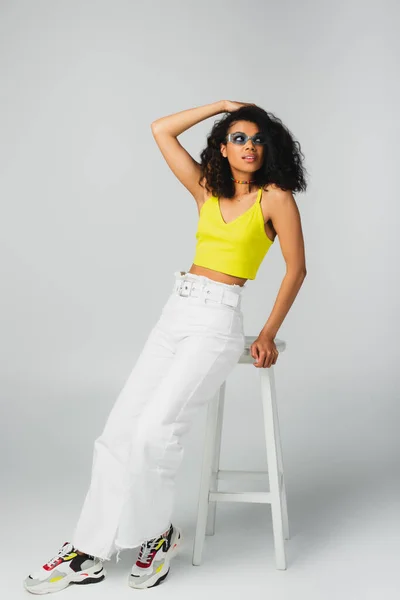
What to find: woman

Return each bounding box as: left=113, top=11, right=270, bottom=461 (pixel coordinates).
left=24, top=100, right=307, bottom=593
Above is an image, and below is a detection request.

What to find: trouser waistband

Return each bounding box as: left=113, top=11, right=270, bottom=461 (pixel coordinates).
left=173, top=271, right=244, bottom=309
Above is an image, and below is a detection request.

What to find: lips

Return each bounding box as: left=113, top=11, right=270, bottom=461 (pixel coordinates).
left=243, top=155, right=256, bottom=161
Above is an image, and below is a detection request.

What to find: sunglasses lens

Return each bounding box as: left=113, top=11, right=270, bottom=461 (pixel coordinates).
left=231, top=133, right=246, bottom=144
left=229, top=133, right=266, bottom=145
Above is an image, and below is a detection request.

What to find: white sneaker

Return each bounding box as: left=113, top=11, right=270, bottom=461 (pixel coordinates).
left=128, top=523, right=183, bottom=589
left=23, top=541, right=106, bottom=594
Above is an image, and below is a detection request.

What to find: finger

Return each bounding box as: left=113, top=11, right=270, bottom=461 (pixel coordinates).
left=266, top=352, right=275, bottom=368
left=254, top=350, right=266, bottom=367
left=254, top=350, right=264, bottom=361
left=270, top=352, right=278, bottom=366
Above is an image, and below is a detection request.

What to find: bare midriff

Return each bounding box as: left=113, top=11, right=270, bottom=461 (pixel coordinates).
left=187, top=263, right=248, bottom=287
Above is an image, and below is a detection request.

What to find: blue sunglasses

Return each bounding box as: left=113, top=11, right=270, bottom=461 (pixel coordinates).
left=226, top=131, right=267, bottom=145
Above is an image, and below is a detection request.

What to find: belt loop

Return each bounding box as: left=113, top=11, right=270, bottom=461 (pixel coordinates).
left=201, top=284, right=207, bottom=304
left=196, top=281, right=206, bottom=304
left=214, top=286, right=224, bottom=304
left=220, top=287, right=226, bottom=305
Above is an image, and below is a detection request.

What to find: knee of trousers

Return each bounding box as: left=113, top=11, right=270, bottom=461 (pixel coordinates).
left=133, top=419, right=185, bottom=473
left=92, top=425, right=133, bottom=466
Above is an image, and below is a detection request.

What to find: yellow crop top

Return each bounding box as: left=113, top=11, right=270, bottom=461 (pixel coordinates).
left=193, top=186, right=274, bottom=280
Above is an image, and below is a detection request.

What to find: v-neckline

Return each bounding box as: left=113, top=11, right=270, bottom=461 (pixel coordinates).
left=217, top=187, right=262, bottom=225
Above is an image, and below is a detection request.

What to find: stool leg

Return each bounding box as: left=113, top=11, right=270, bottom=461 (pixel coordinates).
left=192, top=386, right=221, bottom=566
left=272, top=382, right=290, bottom=540
left=261, top=367, right=287, bottom=570
left=206, top=382, right=225, bottom=536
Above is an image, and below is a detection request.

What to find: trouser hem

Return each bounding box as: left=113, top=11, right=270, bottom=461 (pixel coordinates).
left=73, top=522, right=173, bottom=563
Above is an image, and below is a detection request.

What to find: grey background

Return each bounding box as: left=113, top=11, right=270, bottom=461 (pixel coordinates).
left=1, top=0, right=399, bottom=598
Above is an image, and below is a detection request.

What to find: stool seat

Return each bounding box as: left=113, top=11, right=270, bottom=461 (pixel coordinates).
left=241, top=335, right=286, bottom=363
left=192, top=334, right=289, bottom=570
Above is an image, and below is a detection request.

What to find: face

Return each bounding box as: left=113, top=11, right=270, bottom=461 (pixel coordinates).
left=220, top=120, right=265, bottom=174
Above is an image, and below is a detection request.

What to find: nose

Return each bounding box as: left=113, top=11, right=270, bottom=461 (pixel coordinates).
left=245, top=139, right=256, bottom=152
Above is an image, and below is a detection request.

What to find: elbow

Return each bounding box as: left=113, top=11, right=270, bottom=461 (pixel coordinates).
left=287, top=267, right=307, bottom=279
left=298, top=262, right=307, bottom=278
left=151, top=122, right=171, bottom=138
left=151, top=121, right=162, bottom=135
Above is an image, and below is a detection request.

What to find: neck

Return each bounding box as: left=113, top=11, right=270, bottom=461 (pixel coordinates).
left=231, top=171, right=257, bottom=197
left=232, top=181, right=258, bottom=198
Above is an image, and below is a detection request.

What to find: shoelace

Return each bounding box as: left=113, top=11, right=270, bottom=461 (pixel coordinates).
left=44, top=542, right=74, bottom=568
left=137, top=528, right=171, bottom=565
left=137, top=538, right=164, bottom=565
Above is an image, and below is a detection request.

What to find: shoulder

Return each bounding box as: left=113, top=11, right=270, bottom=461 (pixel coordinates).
left=261, top=185, right=299, bottom=229
left=262, top=183, right=292, bottom=196
left=262, top=184, right=296, bottom=206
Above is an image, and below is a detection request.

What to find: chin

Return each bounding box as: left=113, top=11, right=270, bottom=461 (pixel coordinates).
left=238, top=163, right=258, bottom=171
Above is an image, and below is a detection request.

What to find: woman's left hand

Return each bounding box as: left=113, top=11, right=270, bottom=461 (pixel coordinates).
left=250, top=333, right=279, bottom=368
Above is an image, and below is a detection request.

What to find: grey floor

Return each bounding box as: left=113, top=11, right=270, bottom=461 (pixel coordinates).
left=5, top=459, right=399, bottom=600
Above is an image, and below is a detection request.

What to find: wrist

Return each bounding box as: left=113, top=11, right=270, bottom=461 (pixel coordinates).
left=259, top=328, right=276, bottom=340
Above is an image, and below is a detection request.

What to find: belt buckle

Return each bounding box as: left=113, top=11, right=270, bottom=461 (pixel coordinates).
left=179, top=280, right=193, bottom=297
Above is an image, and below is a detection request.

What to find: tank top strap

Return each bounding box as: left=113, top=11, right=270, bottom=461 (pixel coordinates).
left=257, top=186, right=263, bottom=203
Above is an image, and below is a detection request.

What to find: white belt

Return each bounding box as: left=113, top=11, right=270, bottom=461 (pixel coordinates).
left=173, top=279, right=240, bottom=308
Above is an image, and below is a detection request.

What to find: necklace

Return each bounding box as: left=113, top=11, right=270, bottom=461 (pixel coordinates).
left=230, top=176, right=256, bottom=184
left=230, top=176, right=257, bottom=202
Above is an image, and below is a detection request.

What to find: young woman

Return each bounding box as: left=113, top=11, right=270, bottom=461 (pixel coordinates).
left=24, top=100, right=307, bottom=593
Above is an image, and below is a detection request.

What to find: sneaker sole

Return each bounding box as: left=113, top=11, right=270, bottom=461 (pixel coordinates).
left=23, top=564, right=106, bottom=595
left=128, top=527, right=183, bottom=590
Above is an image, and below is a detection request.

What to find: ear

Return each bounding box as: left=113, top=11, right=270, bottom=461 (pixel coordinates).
left=220, top=142, right=227, bottom=159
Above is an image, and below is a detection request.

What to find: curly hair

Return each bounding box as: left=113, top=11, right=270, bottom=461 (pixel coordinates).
left=198, top=105, right=308, bottom=198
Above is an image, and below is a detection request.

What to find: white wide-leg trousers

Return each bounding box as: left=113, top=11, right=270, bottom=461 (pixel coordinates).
left=71, top=270, right=247, bottom=562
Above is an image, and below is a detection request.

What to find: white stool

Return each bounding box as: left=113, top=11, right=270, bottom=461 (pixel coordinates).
left=192, top=335, right=289, bottom=570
